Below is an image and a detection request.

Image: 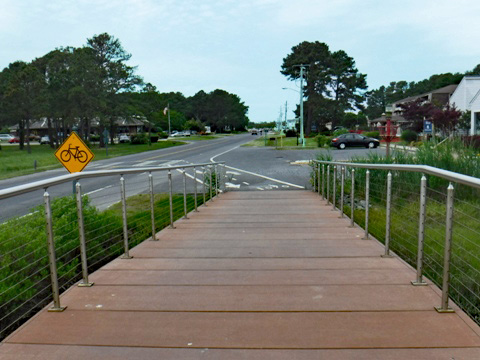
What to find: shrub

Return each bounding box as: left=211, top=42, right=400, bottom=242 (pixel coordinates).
left=285, top=129, right=297, bottom=138
left=130, top=133, right=148, bottom=144
left=364, top=131, right=380, bottom=139
left=333, top=128, right=349, bottom=137
left=463, top=135, right=480, bottom=149
left=158, top=132, right=169, bottom=139
left=89, top=135, right=100, bottom=142
left=150, top=136, right=159, bottom=143
left=316, top=135, right=330, bottom=147
left=401, top=129, right=418, bottom=143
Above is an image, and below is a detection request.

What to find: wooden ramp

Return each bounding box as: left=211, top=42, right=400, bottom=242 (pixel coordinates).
left=2, top=190, right=480, bottom=359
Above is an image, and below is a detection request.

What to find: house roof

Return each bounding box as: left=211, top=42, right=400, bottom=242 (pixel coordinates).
left=392, top=84, right=458, bottom=105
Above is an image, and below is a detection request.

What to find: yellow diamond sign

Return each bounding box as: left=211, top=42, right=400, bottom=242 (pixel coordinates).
left=54, top=132, right=94, bottom=173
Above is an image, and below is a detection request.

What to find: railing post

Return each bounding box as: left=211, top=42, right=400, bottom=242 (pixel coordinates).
left=209, top=166, right=213, bottom=202
left=350, top=168, right=355, bottom=227
left=435, top=183, right=455, bottom=313
left=202, top=167, right=207, bottom=206
left=412, top=175, right=428, bottom=286
left=312, top=162, right=317, bottom=192
left=363, top=170, right=370, bottom=240
left=183, top=169, right=188, bottom=219
left=321, top=164, right=325, bottom=199
left=317, top=163, right=321, bottom=196
left=44, top=190, right=67, bottom=312
left=168, top=170, right=175, bottom=228
left=339, top=166, right=345, bottom=217
left=222, top=164, right=227, bottom=193
left=149, top=172, right=157, bottom=241
left=76, top=182, right=93, bottom=286
left=326, top=165, right=330, bottom=205
left=215, top=164, right=219, bottom=196
left=193, top=166, right=198, bottom=212
left=382, top=171, right=393, bottom=258
left=120, top=175, right=132, bottom=259
left=332, top=165, right=337, bottom=210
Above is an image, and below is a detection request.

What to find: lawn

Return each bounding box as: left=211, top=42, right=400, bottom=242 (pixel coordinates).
left=0, top=140, right=185, bottom=180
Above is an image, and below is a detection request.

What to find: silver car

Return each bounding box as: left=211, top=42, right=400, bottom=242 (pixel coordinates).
left=0, top=134, right=14, bottom=142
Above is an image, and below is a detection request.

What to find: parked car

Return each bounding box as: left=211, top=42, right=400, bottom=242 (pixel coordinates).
left=0, top=134, right=14, bottom=142
left=118, top=134, right=130, bottom=143
left=331, top=133, right=380, bottom=149
left=40, top=136, right=51, bottom=144
left=170, top=131, right=184, bottom=137
left=251, top=129, right=258, bottom=135
left=8, top=137, right=20, bottom=143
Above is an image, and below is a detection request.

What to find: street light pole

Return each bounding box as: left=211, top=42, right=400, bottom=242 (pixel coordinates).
left=299, top=66, right=305, bottom=147
left=167, top=103, right=171, bottom=136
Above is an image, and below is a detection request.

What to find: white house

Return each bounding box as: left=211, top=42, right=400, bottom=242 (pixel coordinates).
left=449, top=76, right=480, bottom=135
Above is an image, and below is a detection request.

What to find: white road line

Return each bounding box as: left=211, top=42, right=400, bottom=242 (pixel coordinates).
left=175, top=169, right=204, bottom=185
left=226, top=171, right=241, bottom=175
left=210, top=145, right=304, bottom=189
left=225, top=165, right=304, bottom=189
left=256, top=187, right=264, bottom=191
left=232, top=178, right=237, bottom=181
left=243, top=182, right=250, bottom=185
left=226, top=182, right=241, bottom=188
left=133, top=160, right=157, bottom=167
left=85, top=185, right=114, bottom=196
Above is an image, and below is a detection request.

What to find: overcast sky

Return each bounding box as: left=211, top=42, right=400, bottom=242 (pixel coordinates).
left=1, top=0, right=480, bottom=122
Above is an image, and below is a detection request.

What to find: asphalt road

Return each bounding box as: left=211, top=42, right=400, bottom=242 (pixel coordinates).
left=0, top=134, right=385, bottom=221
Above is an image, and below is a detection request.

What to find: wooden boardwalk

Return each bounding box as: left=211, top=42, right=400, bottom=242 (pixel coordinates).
left=2, top=190, right=480, bottom=359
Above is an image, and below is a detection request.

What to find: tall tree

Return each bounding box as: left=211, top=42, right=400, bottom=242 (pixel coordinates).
left=86, top=33, right=143, bottom=144
left=281, top=41, right=367, bottom=133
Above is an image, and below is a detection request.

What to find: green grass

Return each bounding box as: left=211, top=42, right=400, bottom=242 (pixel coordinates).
left=242, top=136, right=318, bottom=148
left=0, top=141, right=185, bottom=180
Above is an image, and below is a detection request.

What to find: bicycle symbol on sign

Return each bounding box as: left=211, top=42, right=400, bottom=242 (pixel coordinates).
left=60, top=144, right=88, bottom=163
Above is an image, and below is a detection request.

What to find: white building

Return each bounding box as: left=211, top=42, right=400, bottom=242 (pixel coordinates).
left=449, top=76, right=480, bottom=135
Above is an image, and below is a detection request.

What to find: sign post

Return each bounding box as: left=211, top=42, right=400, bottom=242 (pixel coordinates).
left=54, top=132, right=95, bottom=173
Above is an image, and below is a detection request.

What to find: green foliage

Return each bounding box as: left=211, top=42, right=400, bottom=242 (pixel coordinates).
left=333, top=128, right=349, bottom=137
left=184, top=118, right=205, bottom=132
left=281, top=41, right=367, bottom=130
left=401, top=129, right=418, bottom=143
left=364, top=131, right=380, bottom=139
left=129, top=133, right=148, bottom=144
left=315, top=135, right=331, bottom=147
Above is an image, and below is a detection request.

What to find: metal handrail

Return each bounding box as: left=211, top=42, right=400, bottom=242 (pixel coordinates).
left=0, top=162, right=224, bottom=200
left=0, top=160, right=226, bottom=319
left=312, top=160, right=480, bottom=189
left=311, top=159, right=480, bottom=315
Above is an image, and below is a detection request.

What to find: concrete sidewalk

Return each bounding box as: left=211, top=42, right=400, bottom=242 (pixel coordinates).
left=2, top=191, right=480, bottom=359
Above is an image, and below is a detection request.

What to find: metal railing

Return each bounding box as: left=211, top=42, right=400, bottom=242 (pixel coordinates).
left=0, top=161, right=226, bottom=339
left=312, top=160, right=480, bottom=319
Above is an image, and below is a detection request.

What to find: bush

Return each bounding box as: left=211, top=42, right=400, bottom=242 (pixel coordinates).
left=158, top=132, right=169, bottom=139
left=285, top=129, right=297, bottom=138
left=89, top=135, right=100, bottom=142
left=401, top=129, right=418, bottom=143
left=364, top=131, right=380, bottom=139
left=130, top=133, right=148, bottom=144
left=315, top=135, right=331, bottom=147
left=150, top=136, right=159, bottom=143
left=333, top=128, right=349, bottom=137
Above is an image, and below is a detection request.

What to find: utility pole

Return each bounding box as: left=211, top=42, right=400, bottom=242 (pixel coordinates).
left=284, top=101, right=287, bottom=132
left=299, top=65, right=305, bottom=147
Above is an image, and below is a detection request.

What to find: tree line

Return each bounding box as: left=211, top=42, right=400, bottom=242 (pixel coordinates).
left=0, top=33, right=249, bottom=151
left=281, top=41, right=479, bottom=134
